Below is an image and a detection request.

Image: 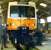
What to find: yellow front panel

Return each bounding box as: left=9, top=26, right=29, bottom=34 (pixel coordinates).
left=7, top=18, right=37, bottom=30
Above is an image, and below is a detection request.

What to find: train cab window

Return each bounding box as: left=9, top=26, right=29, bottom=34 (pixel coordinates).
left=10, top=6, right=35, bottom=18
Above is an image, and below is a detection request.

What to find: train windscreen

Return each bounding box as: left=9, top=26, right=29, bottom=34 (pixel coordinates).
left=10, top=6, right=35, bottom=18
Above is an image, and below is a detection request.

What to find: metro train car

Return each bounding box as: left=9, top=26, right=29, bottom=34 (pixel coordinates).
left=7, top=1, right=37, bottom=30
left=6, top=1, right=38, bottom=50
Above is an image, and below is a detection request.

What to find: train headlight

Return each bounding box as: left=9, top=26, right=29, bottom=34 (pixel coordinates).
left=28, top=1, right=35, bottom=7
left=22, top=27, right=26, bottom=30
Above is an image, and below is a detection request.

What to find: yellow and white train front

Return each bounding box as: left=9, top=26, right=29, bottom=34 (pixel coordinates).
left=7, top=2, right=37, bottom=30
